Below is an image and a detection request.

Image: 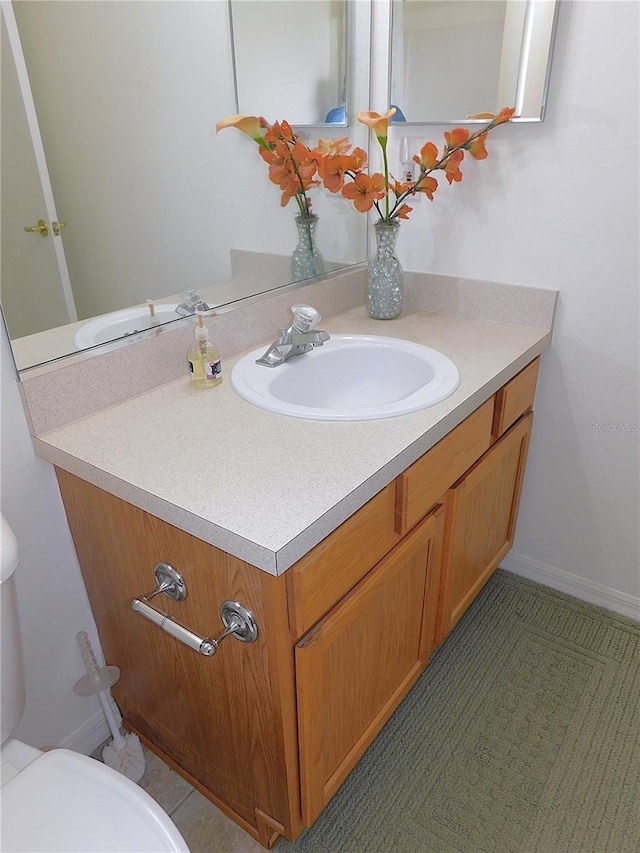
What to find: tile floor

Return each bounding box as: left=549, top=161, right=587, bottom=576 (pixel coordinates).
left=136, top=747, right=264, bottom=852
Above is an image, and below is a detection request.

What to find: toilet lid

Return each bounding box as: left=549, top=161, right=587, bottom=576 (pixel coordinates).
left=1, top=748, right=189, bottom=852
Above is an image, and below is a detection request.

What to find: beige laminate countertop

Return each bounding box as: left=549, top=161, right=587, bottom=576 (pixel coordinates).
left=34, top=305, right=551, bottom=575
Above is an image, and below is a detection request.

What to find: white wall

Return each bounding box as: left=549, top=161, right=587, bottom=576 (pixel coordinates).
left=388, top=0, right=639, bottom=614
left=1, top=324, right=109, bottom=750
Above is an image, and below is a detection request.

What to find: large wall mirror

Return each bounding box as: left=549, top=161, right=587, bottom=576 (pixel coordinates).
left=1, top=0, right=370, bottom=372
left=2, top=0, right=560, bottom=375
left=389, top=0, right=559, bottom=123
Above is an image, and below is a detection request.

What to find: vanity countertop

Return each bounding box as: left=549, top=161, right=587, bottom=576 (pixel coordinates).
left=33, top=305, right=552, bottom=574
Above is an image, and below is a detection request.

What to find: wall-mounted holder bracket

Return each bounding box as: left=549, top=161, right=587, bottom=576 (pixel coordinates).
left=149, top=562, right=187, bottom=602
left=131, top=563, right=258, bottom=656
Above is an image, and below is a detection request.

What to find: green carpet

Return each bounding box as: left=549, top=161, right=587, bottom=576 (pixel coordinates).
left=282, top=570, right=640, bottom=853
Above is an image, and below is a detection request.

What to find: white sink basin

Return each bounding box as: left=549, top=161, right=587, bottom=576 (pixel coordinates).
left=73, top=304, right=183, bottom=349
left=231, top=334, right=460, bottom=421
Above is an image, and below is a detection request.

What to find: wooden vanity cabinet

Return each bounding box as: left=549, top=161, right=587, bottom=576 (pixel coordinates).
left=55, top=469, right=303, bottom=846
left=55, top=357, right=539, bottom=848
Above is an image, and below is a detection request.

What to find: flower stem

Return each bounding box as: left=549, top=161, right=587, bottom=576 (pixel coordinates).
left=286, top=142, right=310, bottom=216
left=382, top=145, right=390, bottom=222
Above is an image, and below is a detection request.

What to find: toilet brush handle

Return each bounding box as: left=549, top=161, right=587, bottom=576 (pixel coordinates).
left=97, top=690, right=125, bottom=750
left=77, top=631, right=100, bottom=677
left=74, top=632, right=120, bottom=695
left=74, top=632, right=127, bottom=752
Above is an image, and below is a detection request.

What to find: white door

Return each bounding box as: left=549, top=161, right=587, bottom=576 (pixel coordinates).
left=1, top=0, right=76, bottom=341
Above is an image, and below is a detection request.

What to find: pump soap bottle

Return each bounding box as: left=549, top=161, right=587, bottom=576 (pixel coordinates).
left=187, top=312, right=222, bottom=389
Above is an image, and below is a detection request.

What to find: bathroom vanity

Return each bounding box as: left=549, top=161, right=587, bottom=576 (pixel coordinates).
left=22, top=273, right=554, bottom=848
left=30, top=304, right=545, bottom=847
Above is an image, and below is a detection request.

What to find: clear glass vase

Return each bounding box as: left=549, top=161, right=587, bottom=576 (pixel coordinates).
left=291, top=213, right=325, bottom=280
left=367, top=219, right=403, bottom=320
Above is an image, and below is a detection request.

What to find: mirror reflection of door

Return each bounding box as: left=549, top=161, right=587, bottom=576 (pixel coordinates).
left=1, top=4, right=75, bottom=340
left=5, top=0, right=238, bottom=327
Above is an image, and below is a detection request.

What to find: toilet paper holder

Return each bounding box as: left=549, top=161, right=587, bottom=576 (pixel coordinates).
left=131, top=562, right=258, bottom=657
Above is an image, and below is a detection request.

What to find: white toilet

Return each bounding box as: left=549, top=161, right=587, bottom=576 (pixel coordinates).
left=0, top=514, right=190, bottom=852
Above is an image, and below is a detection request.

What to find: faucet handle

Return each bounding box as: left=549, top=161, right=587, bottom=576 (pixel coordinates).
left=284, top=331, right=330, bottom=346
left=291, top=304, right=321, bottom=333
left=181, top=288, right=200, bottom=307
left=181, top=288, right=211, bottom=310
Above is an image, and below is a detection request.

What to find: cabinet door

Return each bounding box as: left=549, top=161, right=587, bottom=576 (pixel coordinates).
left=295, top=506, right=444, bottom=826
left=436, top=412, right=533, bottom=644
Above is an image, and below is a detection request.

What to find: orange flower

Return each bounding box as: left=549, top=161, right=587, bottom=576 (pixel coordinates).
left=291, top=142, right=320, bottom=187
left=317, top=145, right=368, bottom=194
left=215, top=115, right=270, bottom=149
left=467, top=107, right=515, bottom=125
left=416, top=175, right=438, bottom=201
left=315, top=137, right=351, bottom=156
left=279, top=176, right=305, bottom=208
left=444, top=150, right=465, bottom=184
left=391, top=179, right=414, bottom=197
left=264, top=120, right=296, bottom=146
left=493, top=107, right=516, bottom=124
left=259, top=141, right=289, bottom=185
left=444, top=128, right=470, bottom=151
left=259, top=140, right=319, bottom=207
left=342, top=172, right=386, bottom=213
left=217, top=105, right=515, bottom=225
left=468, top=132, right=489, bottom=160
left=357, top=109, right=396, bottom=144
left=347, top=147, right=368, bottom=172
left=318, top=154, right=351, bottom=194
left=413, top=141, right=439, bottom=171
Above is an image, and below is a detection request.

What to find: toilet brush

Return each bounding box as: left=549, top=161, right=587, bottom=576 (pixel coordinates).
left=74, top=631, right=146, bottom=783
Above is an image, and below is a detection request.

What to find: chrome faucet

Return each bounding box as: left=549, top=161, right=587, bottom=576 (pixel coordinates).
left=175, top=288, right=211, bottom=317
left=256, top=305, right=330, bottom=368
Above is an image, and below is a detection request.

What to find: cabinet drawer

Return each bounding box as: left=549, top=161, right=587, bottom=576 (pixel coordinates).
left=286, top=483, right=400, bottom=638
left=395, top=398, right=494, bottom=536
left=492, top=357, right=540, bottom=438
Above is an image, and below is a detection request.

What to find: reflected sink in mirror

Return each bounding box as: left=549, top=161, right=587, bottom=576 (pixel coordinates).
left=73, top=304, right=184, bottom=349
left=231, top=335, right=460, bottom=421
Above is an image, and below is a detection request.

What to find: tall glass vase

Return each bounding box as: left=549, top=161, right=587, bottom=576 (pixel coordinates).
left=291, top=213, right=324, bottom=280
left=367, top=219, right=403, bottom=320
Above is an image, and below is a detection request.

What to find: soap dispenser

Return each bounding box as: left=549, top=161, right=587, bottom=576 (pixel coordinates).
left=187, top=312, right=222, bottom=389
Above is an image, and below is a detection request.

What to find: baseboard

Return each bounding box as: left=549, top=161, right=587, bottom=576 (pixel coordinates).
left=501, top=553, right=640, bottom=621
left=58, top=708, right=110, bottom=755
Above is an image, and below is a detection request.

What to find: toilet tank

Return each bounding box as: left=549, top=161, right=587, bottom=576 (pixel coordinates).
left=1, top=515, right=26, bottom=744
